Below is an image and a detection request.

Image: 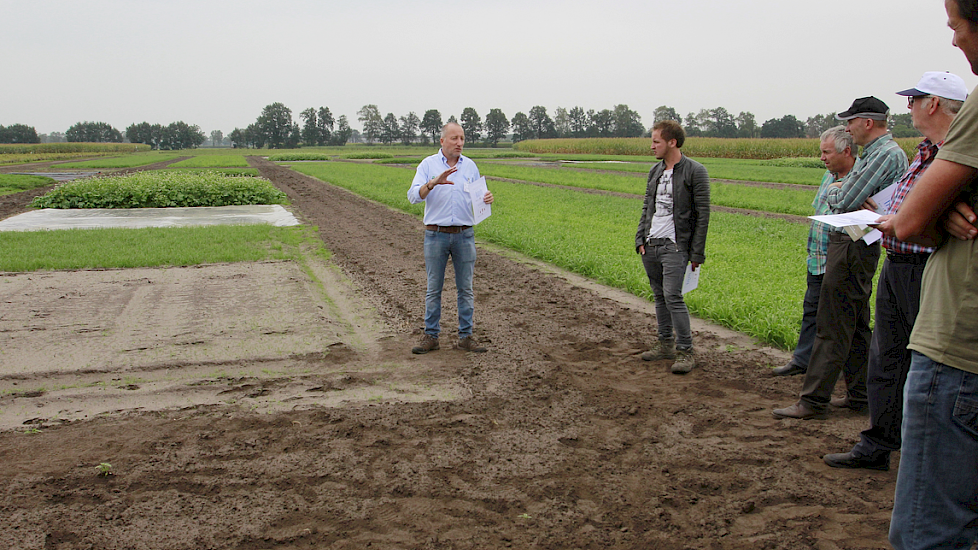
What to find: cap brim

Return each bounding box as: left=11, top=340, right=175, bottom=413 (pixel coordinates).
left=896, top=87, right=927, bottom=97
left=835, top=112, right=887, bottom=121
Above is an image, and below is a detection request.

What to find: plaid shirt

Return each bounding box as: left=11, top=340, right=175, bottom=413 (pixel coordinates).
left=807, top=170, right=838, bottom=275
left=825, top=133, right=909, bottom=230
left=882, top=139, right=940, bottom=254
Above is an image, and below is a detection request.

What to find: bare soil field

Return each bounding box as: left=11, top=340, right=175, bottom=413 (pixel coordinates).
left=0, top=157, right=894, bottom=549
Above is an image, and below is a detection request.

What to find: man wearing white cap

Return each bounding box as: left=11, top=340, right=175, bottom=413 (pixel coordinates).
left=774, top=96, right=908, bottom=419
left=823, top=71, right=967, bottom=471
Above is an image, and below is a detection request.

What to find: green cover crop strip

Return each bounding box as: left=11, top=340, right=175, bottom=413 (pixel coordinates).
left=291, top=162, right=814, bottom=349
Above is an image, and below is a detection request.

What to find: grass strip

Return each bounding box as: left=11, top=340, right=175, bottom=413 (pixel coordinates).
left=0, top=174, right=56, bottom=196
left=562, top=158, right=825, bottom=186
left=169, top=155, right=249, bottom=168
left=476, top=164, right=816, bottom=215
left=54, top=152, right=185, bottom=169
left=0, top=224, right=322, bottom=272
left=290, top=162, right=817, bottom=349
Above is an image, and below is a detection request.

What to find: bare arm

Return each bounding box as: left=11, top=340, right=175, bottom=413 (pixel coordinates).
left=892, top=159, right=978, bottom=242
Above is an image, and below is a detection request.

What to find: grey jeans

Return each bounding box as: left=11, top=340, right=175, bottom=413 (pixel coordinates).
left=641, top=239, right=692, bottom=348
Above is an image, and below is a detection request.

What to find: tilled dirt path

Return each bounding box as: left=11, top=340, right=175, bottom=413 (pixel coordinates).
left=0, top=157, right=895, bottom=549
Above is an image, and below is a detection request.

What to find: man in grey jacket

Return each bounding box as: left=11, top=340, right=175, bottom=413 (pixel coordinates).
left=635, top=120, right=711, bottom=374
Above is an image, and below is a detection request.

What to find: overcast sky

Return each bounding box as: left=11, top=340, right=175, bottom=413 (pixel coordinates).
left=4, top=0, right=976, bottom=136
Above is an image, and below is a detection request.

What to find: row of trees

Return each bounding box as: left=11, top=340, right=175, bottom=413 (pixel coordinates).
left=653, top=106, right=921, bottom=139
left=351, top=103, right=646, bottom=146
left=65, top=121, right=123, bottom=143
left=125, top=122, right=206, bottom=150
left=229, top=103, right=353, bottom=149
left=0, top=124, right=40, bottom=144
left=5, top=102, right=922, bottom=149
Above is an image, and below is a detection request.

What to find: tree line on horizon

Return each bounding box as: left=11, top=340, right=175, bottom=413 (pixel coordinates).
left=2, top=103, right=921, bottom=147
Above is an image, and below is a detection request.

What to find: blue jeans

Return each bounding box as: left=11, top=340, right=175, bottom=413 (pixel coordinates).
left=641, top=239, right=692, bottom=348
left=424, top=228, right=476, bottom=338
left=790, top=271, right=823, bottom=369
left=889, top=352, right=978, bottom=550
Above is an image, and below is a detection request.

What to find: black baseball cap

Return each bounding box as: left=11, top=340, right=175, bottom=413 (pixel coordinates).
left=835, top=96, right=890, bottom=121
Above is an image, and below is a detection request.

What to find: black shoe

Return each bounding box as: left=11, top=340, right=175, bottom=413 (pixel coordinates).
left=830, top=396, right=869, bottom=413
left=772, top=362, right=806, bottom=376
left=823, top=451, right=890, bottom=471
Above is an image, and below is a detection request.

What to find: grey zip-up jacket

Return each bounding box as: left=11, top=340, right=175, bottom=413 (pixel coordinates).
left=634, top=155, right=711, bottom=265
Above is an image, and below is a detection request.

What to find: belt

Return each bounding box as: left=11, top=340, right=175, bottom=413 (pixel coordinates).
left=645, top=237, right=673, bottom=246
left=886, top=250, right=931, bottom=264
left=425, top=225, right=470, bottom=233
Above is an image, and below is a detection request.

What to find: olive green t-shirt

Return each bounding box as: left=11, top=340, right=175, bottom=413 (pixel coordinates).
left=908, top=89, right=978, bottom=374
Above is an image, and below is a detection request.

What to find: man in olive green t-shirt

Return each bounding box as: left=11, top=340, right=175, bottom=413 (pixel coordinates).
left=874, top=1, right=978, bottom=547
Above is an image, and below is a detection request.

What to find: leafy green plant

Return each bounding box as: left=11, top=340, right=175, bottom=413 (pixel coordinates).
left=96, top=462, right=113, bottom=476
left=29, top=171, right=287, bottom=209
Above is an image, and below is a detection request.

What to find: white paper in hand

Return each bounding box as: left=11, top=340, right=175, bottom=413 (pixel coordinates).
left=468, top=176, right=491, bottom=225
left=682, top=264, right=700, bottom=295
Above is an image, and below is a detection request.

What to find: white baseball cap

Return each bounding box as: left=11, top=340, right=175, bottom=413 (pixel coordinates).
left=896, top=71, right=969, bottom=101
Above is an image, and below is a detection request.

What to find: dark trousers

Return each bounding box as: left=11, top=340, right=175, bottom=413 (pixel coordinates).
left=789, top=271, right=823, bottom=370
left=800, top=233, right=880, bottom=411
left=852, top=254, right=928, bottom=458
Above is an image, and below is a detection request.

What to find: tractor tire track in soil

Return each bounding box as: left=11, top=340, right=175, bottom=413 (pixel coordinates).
left=0, top=156, right=895, bottom=549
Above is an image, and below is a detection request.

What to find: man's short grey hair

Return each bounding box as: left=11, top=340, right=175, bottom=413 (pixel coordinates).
left=936, top=97, right=965, bottom=117
left=820, top=126, right=855, bottom=156
left=441, top=122, right=463, bottom=140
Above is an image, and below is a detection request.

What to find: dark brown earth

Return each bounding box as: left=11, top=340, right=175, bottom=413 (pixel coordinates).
left=0, top=157, right=894, bottom=549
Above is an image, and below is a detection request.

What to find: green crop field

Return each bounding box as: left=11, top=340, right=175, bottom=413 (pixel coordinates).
left=517, top=136, right=922, bottom=160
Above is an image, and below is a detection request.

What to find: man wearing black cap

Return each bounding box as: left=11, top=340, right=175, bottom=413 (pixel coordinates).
left=774, top=96, right=908, bottom=420
left=823, top=72, right=966, bottom=471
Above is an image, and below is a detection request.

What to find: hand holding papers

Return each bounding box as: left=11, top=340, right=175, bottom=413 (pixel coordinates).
left=682, top=264, right=699, bottom=295
left=467, top=176, right=492, bottom=225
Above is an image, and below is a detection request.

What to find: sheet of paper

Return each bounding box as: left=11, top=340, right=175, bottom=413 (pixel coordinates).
left=468, top=176, right=491, bottom=225
left=682, top=264, right=699, bottom=295
left=870, top=183, right=898, bottom=214
left=809, top=209, right=882, bottom=227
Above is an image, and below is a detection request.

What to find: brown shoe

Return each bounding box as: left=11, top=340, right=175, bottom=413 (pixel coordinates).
left=773, top=401, right=827, bottom=420
left=411, top=334, right=439, bottom=354
left=641, top=338, right=676, bottom=361
left=455, top=336, right=487, bottom=353
left=671, top=348, right=695, bottom=374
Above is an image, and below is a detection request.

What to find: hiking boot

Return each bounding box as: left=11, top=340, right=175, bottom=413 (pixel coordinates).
left=455, top=336, right=487, bottom=353
left=641, top=338, right=676, bottom=361
left=671, top=348, right=695, bottom=374
left=411, top=334, right=439, bottom=354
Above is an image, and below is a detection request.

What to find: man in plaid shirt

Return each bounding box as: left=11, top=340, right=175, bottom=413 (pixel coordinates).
left=773, top=127, right=856, bottom=377
left=823, top=72, right=968, bottom=470
left=775, top=96, right=908, bottom=420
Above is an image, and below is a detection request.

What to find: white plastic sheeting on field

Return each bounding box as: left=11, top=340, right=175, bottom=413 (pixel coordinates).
left=0, top=205, right=300, bottom=232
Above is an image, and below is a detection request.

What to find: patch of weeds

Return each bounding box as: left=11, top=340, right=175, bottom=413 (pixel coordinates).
left=95, top=462, right=113, bottom=476
left=23, top=427, right=42, bottom=435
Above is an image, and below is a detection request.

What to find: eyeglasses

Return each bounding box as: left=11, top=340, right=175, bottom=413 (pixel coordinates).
left=908, top=95, right=932, bottom=108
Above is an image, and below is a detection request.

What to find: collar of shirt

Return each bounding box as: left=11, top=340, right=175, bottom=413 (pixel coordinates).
left=859, top=133, right=892, bottom=159
left=881, top=138, right=939, bottom=254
